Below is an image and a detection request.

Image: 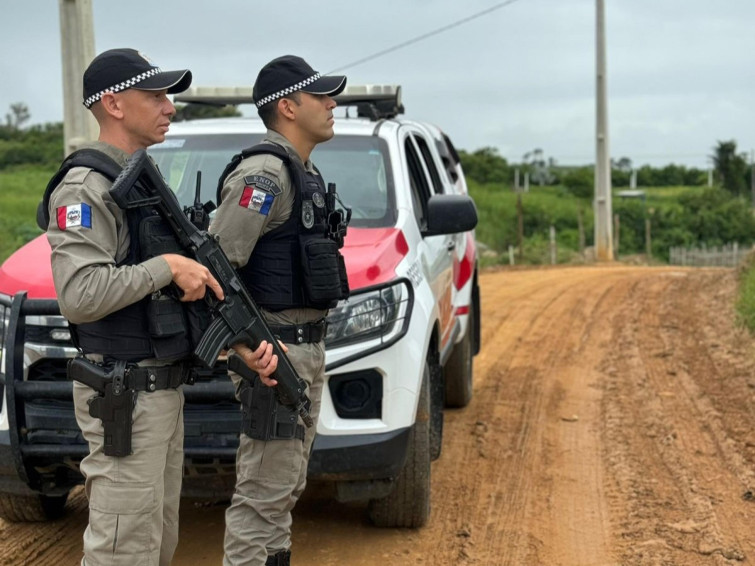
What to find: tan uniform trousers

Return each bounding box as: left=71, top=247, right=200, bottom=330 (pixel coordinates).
left=73, top=381, right=185, bottom=566
left=223, top=339, right=325, bottom=566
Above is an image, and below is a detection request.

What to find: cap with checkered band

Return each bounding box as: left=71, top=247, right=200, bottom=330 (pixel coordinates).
left=82, top=48, right=192, bottom=109
left=252, top=55, right=346, bottom=108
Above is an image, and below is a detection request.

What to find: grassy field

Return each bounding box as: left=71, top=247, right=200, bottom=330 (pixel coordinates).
left=0, top=166, right=54, bottom=262
left=736, top=255, right=755, bottom=333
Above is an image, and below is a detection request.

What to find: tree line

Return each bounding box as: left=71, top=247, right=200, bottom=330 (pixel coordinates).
left=460, top=141, right=755, bottom=263
left=458, top=142, right=752, bottom=197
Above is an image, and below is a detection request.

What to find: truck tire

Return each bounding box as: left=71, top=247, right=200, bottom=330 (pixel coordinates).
left=368, top=367, right=431, bottom=528
left=429, top=355, right=444, bottom=461
left=0, top=492, right=69, bottom=522
left=444, top=304, right=475, bottom=408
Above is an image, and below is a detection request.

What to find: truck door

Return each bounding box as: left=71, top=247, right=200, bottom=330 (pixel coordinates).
left=402, top=130, right=455, bottom=352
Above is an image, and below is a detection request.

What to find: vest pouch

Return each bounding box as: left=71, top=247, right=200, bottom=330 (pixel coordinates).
left=139, top=214, right=184, bottom=260
left=300, top=237, right=344, bottom=305
left=147, top=292, right=186, bottom=338
left=147, top=292, right=191, bottom=359
left=337, top=250, right=350, bottom=299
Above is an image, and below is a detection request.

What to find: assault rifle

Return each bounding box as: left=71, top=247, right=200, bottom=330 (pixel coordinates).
left=109, top=149, right=313, bottom=427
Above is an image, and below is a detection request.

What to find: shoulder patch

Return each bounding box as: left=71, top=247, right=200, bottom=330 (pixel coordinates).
left=239, top=187, right=275, bottom=216
left=57, top=203, right=93, bottom=230
left=243, top=175, right=282, bottom=196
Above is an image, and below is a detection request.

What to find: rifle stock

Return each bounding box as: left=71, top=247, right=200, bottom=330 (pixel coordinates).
left=109, top=149, right=314, bottom=427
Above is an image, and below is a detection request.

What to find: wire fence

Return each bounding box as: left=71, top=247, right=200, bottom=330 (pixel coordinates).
left=668, top=243, right=752, bottom=267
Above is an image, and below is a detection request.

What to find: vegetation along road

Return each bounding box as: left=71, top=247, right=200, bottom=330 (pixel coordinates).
left=2, top=265, right=754, bottom=565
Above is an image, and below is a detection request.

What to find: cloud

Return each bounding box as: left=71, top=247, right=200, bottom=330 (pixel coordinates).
left=2, top=0, right=754, bottom=168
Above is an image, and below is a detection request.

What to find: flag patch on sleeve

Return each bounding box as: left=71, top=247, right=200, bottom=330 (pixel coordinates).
left=239, top=186, right=274, bottom=216
left=57, top=203, right=92, bottom=230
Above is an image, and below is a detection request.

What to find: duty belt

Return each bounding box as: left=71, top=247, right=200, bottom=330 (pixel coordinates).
left=125, top=363, right=191, bottom=392
left=268, top=320, right=327, bottom=344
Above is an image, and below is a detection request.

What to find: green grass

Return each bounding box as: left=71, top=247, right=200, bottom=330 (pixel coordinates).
left=0, top=165, right=54, bottom=262
left=736, top=257, right=755, bottom=333
left=467, top=181, right=733, bottom=265
left=469, top=180, right=596, bottom=263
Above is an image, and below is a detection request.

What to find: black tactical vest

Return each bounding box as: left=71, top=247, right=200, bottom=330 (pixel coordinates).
left=41, top=149, right=207, bottom=362
left=217, top=143, right=349, bottom=311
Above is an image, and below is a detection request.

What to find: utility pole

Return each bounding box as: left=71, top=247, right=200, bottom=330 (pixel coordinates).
left=59, top=0, right=97, bottom=156
left=594, top=0, right=613, bottom=260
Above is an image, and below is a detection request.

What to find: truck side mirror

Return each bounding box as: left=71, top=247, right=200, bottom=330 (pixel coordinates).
left=422, top=194, right=478, bottom=237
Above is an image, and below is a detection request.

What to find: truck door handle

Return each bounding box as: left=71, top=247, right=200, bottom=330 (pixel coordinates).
left=446, top=241, right=456, bottom=251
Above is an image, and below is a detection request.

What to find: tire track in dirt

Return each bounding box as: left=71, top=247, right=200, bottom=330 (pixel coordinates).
left=446, top=266, right=634, bottom=565
left=0, top=488, right=87, bottom=565
left=600, top=269, right=754, bottom=565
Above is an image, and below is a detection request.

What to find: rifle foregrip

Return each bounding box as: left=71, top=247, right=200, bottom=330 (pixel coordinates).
left=227, top=352, right=255, bottom=382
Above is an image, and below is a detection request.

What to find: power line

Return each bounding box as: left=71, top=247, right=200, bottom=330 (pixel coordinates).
left=327, top=0, right=524, bottom=74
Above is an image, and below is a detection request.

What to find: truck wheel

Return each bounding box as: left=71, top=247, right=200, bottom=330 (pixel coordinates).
left=0, top=492, right=69, bottom=522
left=444, top=304, right=475, bottom=408
left=429, top=356, right=444, bottom=461
left=368, top=367, right=431, bottom=528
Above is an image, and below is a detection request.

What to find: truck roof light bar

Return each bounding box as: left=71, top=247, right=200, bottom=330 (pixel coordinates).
left=174, top=84, right=404, bottom=121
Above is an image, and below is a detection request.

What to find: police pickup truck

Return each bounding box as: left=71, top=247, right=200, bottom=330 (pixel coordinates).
left=0, top=85, right=480, bottom=527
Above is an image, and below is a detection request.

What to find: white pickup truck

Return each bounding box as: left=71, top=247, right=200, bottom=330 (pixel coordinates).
left=0, top=85, right=480, bottom=527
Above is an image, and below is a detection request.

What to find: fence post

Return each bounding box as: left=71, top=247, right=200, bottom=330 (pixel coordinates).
left=516, top=192, right=523, bottom=261
left=508, top=245, right=515, bottom=266
left=549, top=226, right=556, bottom=265
left=645, top=218, right=652, bottom=260
left=577, top=208, right=585, bottom=253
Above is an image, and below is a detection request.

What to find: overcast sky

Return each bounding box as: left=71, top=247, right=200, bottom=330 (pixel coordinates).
left=2, top=0, right=754, bottom=169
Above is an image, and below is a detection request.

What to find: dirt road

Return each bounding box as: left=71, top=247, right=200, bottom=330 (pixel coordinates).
left=2, top=265, right=755, bottom=565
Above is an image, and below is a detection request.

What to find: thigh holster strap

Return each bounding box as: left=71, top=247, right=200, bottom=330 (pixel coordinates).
left=239, top=379, right=305, bottom=441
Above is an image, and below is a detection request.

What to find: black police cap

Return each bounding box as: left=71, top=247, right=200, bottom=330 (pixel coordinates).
left=252, top=55, right=346, bottom=108
left=83, top=48, right=192, bottom=109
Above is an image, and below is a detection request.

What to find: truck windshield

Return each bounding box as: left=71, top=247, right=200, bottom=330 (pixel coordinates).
left=149, top=134, right=396, bottom=228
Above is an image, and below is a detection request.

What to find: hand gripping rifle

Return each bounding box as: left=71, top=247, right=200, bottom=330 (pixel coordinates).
left=109, top=149, right=313, bottom=427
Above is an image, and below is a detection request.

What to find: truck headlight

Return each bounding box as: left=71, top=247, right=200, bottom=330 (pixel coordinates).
left=325, top=280, right=412, bottom=348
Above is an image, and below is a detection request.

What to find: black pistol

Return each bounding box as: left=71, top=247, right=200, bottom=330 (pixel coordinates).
left=68, top=358, right=136, bottom=457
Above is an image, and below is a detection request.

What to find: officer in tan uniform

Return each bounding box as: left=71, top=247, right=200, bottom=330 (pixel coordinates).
left=44, top=48, right=279, bottom=566
left=210, top=55, right=349, bottom=566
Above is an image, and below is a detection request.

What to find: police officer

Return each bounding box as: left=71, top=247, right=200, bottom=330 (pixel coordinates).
left=45, top=48, right=279, bottom=566
left=210, top=55, right=349, bottom=566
